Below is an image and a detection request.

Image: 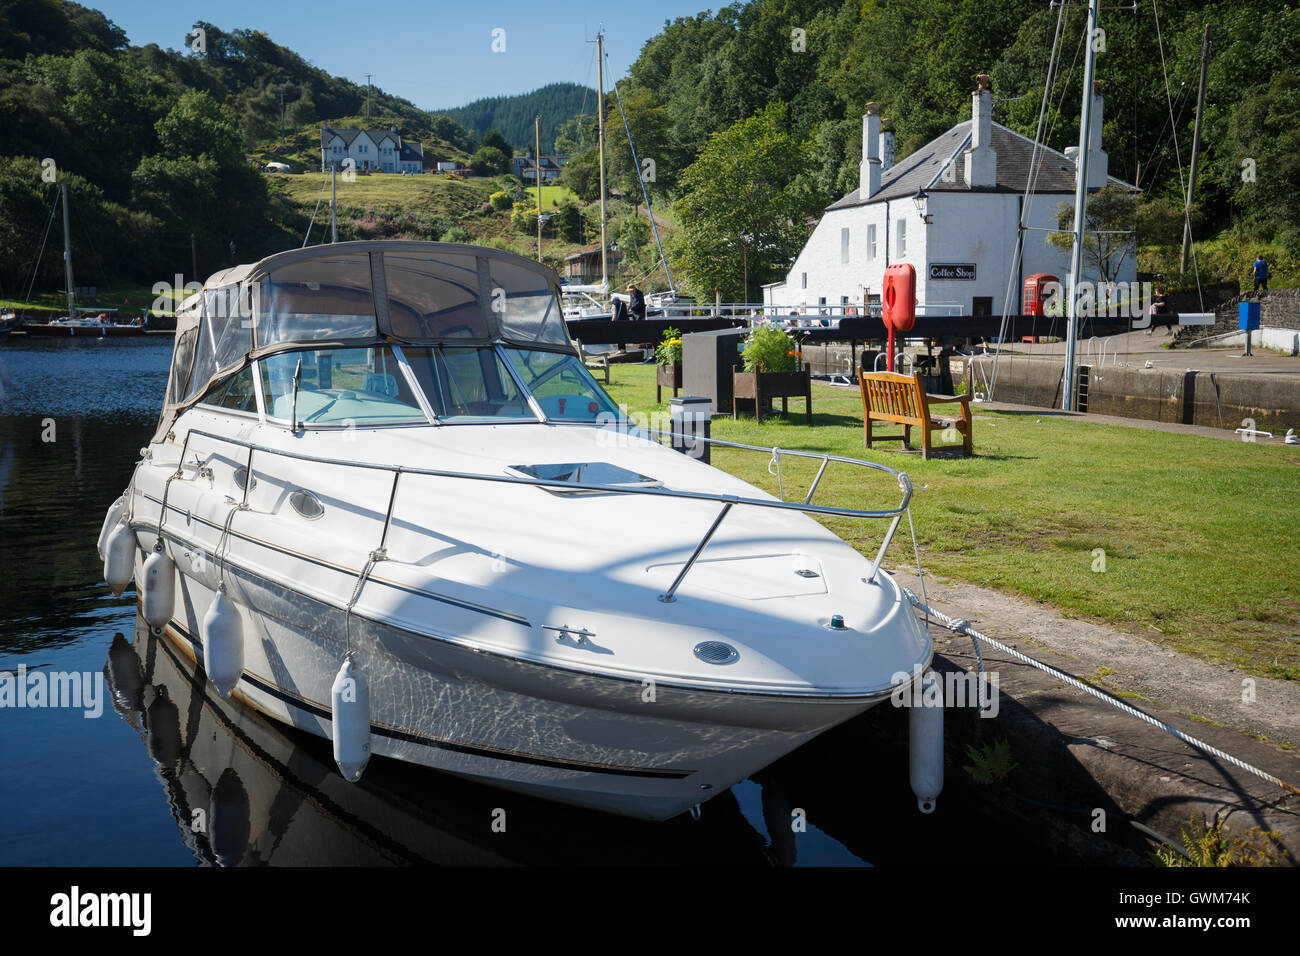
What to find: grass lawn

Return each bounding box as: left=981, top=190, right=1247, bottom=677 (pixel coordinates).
left=527, top=184, right=578, bottom=210
left=1, top=281, right=183, bottom=315
left=602, top=363, right=1300, bottom=681
left=272, top=173, right=492, bottom=220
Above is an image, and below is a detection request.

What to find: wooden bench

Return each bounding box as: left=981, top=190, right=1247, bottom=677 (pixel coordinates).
left=859, top=370, right=972, bottom=459
left=580, top=344, right=610, bottom=384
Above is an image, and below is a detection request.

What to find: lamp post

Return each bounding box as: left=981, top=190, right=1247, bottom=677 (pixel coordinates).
left=740, top=229, right=753, bottom=306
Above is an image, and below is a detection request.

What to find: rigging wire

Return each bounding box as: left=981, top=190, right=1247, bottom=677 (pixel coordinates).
left=21, top=187, right=61, bottom=308
left=991, top=0, right=1069, bottom=398
left=603, top=43, right=676, bottom=294
left=301, top=173, right=329, bottom=247
left=1151, top=0, right=1204, bottom=311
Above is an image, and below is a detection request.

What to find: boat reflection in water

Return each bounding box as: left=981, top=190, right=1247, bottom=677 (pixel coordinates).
left=107, top=616, right=796, bottom=866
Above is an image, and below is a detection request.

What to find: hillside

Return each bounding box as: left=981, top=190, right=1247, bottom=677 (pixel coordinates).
left=247, top=117, right=473, bottom=174
left=0, top=0, right=480, bottom=293
left=435, top=82, right=595, bottom=152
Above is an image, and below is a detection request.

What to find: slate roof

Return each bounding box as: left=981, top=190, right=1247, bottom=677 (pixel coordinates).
left=320, top=127, right=406, bottom=148
left=827, top=120, right=1135, bottom=211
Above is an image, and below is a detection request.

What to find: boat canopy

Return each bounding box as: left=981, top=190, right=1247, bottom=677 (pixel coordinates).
left=154, top=241, right=573, bottom=442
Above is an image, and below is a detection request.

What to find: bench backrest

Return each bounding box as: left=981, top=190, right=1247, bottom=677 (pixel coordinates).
left=860, top=370, right=926, bottom=424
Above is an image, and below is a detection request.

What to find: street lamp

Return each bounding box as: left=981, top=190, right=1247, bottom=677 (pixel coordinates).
left=912, top=190, right=932, bottom=225
left=740, top=230, right=753, bottom=305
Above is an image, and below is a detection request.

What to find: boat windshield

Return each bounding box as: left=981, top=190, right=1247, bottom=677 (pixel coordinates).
left=260, top=346, right=427, bottom=425
left=242, top=344, right=615, bottom=426
left=501, top=348, right=618, bottom=421
left=402, top=347, right=533, bottom=422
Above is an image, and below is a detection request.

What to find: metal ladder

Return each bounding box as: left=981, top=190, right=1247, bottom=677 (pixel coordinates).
left=1075, top=364, right=1091, bottom=412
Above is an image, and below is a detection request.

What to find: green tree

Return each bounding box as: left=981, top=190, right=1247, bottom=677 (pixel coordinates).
left=469, top=145, right=509, bottom=176
left=553, top=114, right=595, bottom=155
left=1048, top=185, right=1139, bottom=285
left=552, top=200, right=585, bottom=244
left=674, top=103, right=820, bottom=301
left=559, top=147, right=601, bottom=202
left=157, top=91, right=242, bottom=168
left=479, top=128, right=512, bottom=155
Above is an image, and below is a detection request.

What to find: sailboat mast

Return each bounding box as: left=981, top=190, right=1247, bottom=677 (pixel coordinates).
left=1180, top=23, right=1210, bottom=274
left=536, top=114, right=543, bottom=262
left=596, top=30, right=608, bottom=290
left=331, top=165, right=338, bottom=244
left=60, top=179, right=75, bottom=317
left=1063, top=0, right=1099, bottom=412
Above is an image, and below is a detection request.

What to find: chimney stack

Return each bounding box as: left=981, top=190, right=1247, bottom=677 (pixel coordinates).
left=860, top=102, right=881, bottom=199
left=879, top=118, right=895, bottom=174
left=964, top=73, right=997, bottom=188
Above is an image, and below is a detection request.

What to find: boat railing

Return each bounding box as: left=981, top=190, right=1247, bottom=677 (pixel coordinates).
left=167, top=426, right=913, bottom=605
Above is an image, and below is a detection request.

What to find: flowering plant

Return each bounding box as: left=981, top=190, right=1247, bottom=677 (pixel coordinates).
left=741, top=321, right=798, bottom=373
left=655, top=327, right=683, bottom=366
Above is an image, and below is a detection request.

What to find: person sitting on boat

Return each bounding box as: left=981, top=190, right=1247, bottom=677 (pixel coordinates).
left=627, top=284, right=646, bottom=321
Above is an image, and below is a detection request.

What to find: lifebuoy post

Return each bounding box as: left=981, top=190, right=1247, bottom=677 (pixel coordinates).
left=882, top=264, right=916, bottom=372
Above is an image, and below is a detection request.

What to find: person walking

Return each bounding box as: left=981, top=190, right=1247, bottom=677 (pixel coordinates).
left=1252, top=254, right=1269, bottom=294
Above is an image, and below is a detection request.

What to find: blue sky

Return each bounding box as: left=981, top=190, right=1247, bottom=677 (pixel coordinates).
left=92, top=0, right=715, bottom=109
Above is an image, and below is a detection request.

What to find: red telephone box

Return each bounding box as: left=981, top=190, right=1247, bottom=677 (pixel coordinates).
left=1023, top=273, right=1059, bottom=316
left=882, top=263, right=916, bottom=371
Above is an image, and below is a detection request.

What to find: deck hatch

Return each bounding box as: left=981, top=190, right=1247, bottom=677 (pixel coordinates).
left=506, top=462, right=662, bottom=495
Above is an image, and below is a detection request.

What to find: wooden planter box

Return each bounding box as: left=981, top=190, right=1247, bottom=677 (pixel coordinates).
left=656, top=363, right=683, bottom=402
left=732, top=365, right=812, bottom=423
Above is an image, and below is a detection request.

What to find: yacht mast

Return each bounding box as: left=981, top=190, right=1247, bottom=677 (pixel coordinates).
left=596, top=29, right=608, bottom=291
left=60, top=179, right=75, bottom=317
left=1180, top=23, right=1210, bottom=274
left=1063, top=0, right=1099, bottom=411
left=331, top=165, right=338, bottom=244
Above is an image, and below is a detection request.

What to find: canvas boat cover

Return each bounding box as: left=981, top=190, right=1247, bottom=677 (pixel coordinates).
left=153, top=241, right=574, bottom=442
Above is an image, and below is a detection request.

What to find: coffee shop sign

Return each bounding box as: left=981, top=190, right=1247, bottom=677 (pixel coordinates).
left=929, top=263, right=976, bottom=281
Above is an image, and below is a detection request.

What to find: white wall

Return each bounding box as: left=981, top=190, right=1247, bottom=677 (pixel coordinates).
left=774, top=189, right=1134, bottom=316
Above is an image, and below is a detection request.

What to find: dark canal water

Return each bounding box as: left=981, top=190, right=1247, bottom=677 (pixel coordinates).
left=0, top=336, right=1078, bottom=866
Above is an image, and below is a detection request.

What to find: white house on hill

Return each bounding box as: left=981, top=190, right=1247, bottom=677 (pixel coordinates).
left=764, top=78, right=1136, bottom=317
left=320, top=126, right=425, bottom=174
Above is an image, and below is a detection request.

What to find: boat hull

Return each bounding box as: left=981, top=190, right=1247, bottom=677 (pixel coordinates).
left=21, top=323, right=146, bottom=338
left=138, top=546, right=900, bottom=821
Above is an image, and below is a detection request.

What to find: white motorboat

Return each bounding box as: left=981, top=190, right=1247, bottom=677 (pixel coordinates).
left=100, top=240, right=939, bottom=822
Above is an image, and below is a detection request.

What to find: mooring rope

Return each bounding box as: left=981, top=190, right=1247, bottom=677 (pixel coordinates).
left=902, top=587, right=1300, bottom=797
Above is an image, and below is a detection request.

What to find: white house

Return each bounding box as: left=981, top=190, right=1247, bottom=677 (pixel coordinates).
left=764, top=78, right=1135, bottom=318
left=320, top=126, right=425, bottom=174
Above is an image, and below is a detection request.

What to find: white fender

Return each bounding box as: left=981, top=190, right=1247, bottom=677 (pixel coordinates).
left=141, top=546, right=175, bottom=630
left=202, top=591, right=245, bottom=698
left=103, top=521, right=137, bottom=596
left=97, top=495, right=127, bottom=559
left=331, top=657, right=371, bottom=782
left=909, top=669, right=944, bottom=814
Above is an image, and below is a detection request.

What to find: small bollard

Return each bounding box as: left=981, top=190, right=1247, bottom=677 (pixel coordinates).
left=669, top=396, right=711, bottom=463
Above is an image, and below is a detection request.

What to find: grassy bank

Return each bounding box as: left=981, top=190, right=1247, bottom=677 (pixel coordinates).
left=603, top=364, right=1300, bottom=681
left=0, top=282, right=184, bottom=315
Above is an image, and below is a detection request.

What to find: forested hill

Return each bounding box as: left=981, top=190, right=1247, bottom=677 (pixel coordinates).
left=436, top=82, right=596, bottom=151
left=0, top=0, right=479, bottom=293
left=605, top=0, right=1300, bottom=298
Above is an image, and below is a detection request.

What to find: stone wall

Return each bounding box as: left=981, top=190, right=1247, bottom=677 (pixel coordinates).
left=969, top=355, right=1300, bottom=432
left=1174, top=287, right=1300, bottom=346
